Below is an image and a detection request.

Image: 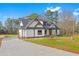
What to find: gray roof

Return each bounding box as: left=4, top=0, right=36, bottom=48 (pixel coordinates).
left=19, top=18, right=34, bottom=29
left=19, top=18, right=60, bottom=30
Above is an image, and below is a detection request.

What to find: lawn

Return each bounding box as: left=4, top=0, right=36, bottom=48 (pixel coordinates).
left=25, top=35, right=79, bottom=54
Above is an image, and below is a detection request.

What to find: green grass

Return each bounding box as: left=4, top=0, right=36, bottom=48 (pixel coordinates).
left=25, top=36, right=79, bottom=54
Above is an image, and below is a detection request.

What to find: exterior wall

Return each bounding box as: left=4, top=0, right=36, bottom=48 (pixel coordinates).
left=26, top=29, right=34, bottom=37
left=52, top=30, right=60, bottom=35
left=22, top=30, right=25, bottom=37
left=29, top=21, right=38, bottom=27
left=19, top=29, right=25, bottom=38
left=52, top=30, right=56, bottom=35
left=29, top=20, right=43, bottom=28
left=19, top=29, right=34, bottom=37
left=19, top=29, right=23, bottom=37
left=19, top=29, right=45, bottom=38
left=36, top=25, right=43, bottom=27
left=35, top=29, right=45, bottom=37
left=19, top=29, right=60, bottom=38
left=24, top=30, right=27, bottom=37
left=57, top=30, right=60, bottom=35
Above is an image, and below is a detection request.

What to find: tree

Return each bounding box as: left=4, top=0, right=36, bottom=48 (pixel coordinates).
left=0, top=21, right=5, bottom=34
left=45, top=10, right=53, bottom=17
left=5, top=18, right=18, bottom=34
left=27, top=13, right=39, bottom=20
left=0, top=21, right=3, bottom=30
left=45, top=10, right=58, bottom=35
left=58, top=10, right=76, bottom=36
left=75, top=22, right=79, bottom=34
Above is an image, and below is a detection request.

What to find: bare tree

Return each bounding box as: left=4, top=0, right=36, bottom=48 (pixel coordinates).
left=5, top=18, right=18, bottom=34
left=58, top=10, right=76, bottom=36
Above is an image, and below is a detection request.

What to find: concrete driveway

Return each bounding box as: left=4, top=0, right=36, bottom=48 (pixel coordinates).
left=0, top=38, right=78, bottom=56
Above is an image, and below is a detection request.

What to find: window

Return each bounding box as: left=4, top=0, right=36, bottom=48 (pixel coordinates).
left=38, top=30, right=42, bottom=35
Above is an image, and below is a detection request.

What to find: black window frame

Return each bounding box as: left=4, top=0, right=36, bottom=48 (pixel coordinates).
left=38, top=30, right=42, bottom=35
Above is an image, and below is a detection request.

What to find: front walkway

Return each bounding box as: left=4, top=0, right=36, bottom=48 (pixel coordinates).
left=0, top=38, right=78, bottom=56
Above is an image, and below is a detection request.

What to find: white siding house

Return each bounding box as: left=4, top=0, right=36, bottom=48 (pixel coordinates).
left=19, top=18, right=60, bottom=38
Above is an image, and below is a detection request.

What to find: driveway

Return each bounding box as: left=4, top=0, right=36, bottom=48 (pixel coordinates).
left=0, top=38, right=78, bottom=56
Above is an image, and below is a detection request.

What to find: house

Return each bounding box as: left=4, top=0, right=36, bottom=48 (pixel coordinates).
left=18, top=18, right=60, bottom=38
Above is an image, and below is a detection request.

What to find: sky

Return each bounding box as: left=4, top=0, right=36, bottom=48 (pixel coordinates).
left=0, top=3, right=79, bottom=23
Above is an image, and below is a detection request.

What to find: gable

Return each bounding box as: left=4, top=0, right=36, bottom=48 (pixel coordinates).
left=28, top=20, right=38, bottom=27
left=35, top=23, right=43, bottom=28
left=28, top=19, right=44, bottom=28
